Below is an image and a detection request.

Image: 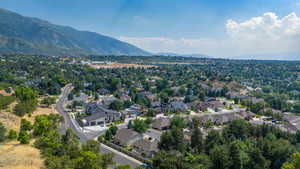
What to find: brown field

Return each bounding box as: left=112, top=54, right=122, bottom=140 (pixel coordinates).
left=0, top=102, right=20, bottom=131
left=90, top=63, right=156, bottom=69
left=154, top=62, right=194, bottom=65
left=0, top=102, right=57, bottom=169
left=0, top=141, right=44, bottom=169
left=0, top=104, right=57, bottom=131
left=24, top=106, right=57, bottom=123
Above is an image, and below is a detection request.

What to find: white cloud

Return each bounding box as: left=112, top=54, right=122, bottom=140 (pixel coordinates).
left=119, top=12, right=300, bottom=58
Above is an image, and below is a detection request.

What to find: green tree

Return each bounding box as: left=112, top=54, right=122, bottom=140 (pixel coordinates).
left=132, top=119, right=149, bottom=133
left=171, top=117, right=187, bottom=129
left=41, top=97, right=56, bottom=107
left=191, top=125, right=203, bottom=153
left=159, top=127, right=186, bottom=152
left=109, top=100, right=124, bottom=111
left=82, top=140, right=100, bottom=154
left=18, top=130, right=31, bottom=144
left=115, top=165, right=131, bottom=169
left=74, top=151, right=104, bottom=169
left=7, top=129, right=18, bottom=140
left=281, top=152, right=300, bottom=169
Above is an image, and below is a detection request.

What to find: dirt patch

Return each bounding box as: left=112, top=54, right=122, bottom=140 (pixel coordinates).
left=0, top=103, right=57, bottom=131
left=24, top=106, right=57, bottom=124
left=0, top=102, right=20, bottom=131
left=0, top=141, right=44, bottom=169
left=90, top=63, right=156, bottom=69
left=0, top=90, right=13, bottom=96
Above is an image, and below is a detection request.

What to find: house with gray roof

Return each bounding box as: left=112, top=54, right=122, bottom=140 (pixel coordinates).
left=168, top=101, right=189, bottom=112
left=132, top=138, right=159, bottom=158
left=82, top=102, right=121, bottom=127
left=113, top=128, right=142, bottom=146
left=194, top=112, right=243, bottom=125
left=152, top=117, right=171, bottom=130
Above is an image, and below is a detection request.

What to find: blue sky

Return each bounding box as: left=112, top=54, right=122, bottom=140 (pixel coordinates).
left=1, top=0, right=300, bottom=58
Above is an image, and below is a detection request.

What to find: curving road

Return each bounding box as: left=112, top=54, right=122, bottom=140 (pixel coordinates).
left=55, top=84, right=143, bottom=168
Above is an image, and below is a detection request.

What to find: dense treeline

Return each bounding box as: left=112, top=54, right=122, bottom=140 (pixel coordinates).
left=154, top=118, right=300, bottom=169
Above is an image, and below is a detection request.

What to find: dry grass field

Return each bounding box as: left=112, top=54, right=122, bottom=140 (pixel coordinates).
left=0, top=141, right=44, bottom=169
left=90, top=63, right=156, bottom=69
left=0, top=102, right=57, bottom=169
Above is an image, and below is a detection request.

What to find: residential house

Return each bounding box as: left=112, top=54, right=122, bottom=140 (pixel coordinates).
left=132, top=138, right=159, bottom=158
left=98, top=88, right=110, bottom=95
left=195, top=112, right=243, bottom=125
left=113, top=128, right=142, bottom=146
left=82, top=102, right=121, bottom=127
left=101, top=96, right=118, bottom=107
left=152, top=117, right=171, bottom=130
left=73, top=92, right=89, bottom=105
left=168, top=101, right=189, bottom=112
left=120, top=94, right=131, bottom=101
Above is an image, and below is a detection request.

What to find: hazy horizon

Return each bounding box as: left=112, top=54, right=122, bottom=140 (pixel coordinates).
left=2, top=0, right=300, bottom=59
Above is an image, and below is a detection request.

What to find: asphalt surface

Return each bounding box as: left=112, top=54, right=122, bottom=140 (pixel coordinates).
left=55, top=84, right=142, bottom=168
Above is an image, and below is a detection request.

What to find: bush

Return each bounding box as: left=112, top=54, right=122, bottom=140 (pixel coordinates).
left=0, top=95, right=15, bottom=110
left=14, top=100, right=37, bottom=116
left=18, top=130, right=31, bottom=144
left=7, top=129, right=18, bottom=140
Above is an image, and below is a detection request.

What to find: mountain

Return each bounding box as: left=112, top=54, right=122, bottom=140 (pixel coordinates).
left=0, top=8, right=150, bottom=56
left=155, top=52, right=213, bottom=58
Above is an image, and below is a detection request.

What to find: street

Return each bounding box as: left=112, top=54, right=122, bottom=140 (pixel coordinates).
left=55, top=84, right=143, bottom=168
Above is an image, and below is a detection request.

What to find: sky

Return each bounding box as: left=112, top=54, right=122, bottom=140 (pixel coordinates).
left=1, top=0, right=300, bottom=58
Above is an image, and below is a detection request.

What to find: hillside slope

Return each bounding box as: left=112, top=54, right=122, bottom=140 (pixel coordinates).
left=0, top=8, right=149, bottom=56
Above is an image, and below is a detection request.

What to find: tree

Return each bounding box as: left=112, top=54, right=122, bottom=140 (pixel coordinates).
left=14, top=100, right=37, bottom=116
left=109, top=100, right=124, bottom=111
left=223, top=120, right=252, bottom=141
left=104, top=130, right=113, bottom=141
left=68, top=93, right=74, bottom=100
left=18, top=130, right=31, bottom=144
left=210, top=145, right=230, bottom=169
left=127, top=120, right=134, bottom=129
left=7, top=129, right=18, bottom=140
left=82, top=140, right=100, bottom=154
left=204, top=130, right=225, bottom=153
left=109, top=125, right=118, bottom=135
left=131, top=119, right=149, bottom=133
left=228, top=140, right=250, bottom=169
left=74, top=151, right=104, bottom=169
left=0, top=122, right=7, bottom=142
left=20, top=119, right=32, bottom=131
left=247, top=147, right=269, bottom=169
left=171, top=117, right=187, bottom=129
left=282, top=152, right=300, bottom=169
left=33, top=115, right=53, bottom=136
left=159, top=127, right=186, bottom=152
left=115, top=165, right=131, bottom=169
left=191, top=125, right=203, bottom=153
left=15, top=86, right=38, bottom=102
left=41, top=97, right=56, bottom=107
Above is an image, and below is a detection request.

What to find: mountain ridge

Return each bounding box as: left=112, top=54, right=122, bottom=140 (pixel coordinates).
left=0, top=8, right=150, bottom=56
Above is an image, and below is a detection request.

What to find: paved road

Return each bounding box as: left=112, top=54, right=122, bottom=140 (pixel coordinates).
left=55, top=84, right=142, bottom=168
